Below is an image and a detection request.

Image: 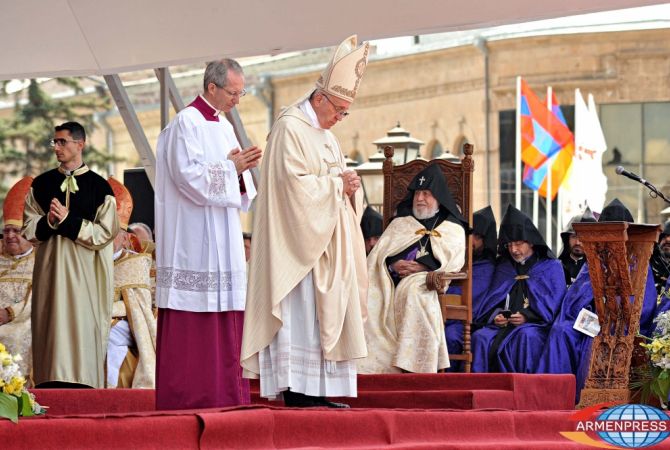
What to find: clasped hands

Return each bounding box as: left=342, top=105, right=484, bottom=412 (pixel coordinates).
left=340, top=170, right=361, bottom=197
left=493, top=312, right=527, bottom=327
left=48, top=198, right=68, bottom=226
left=228, top=146, right=263, bottom=175
left=391, top=260, right=429, bottom=278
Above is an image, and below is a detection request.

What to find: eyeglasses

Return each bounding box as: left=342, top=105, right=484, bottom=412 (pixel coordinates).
left=320, top=92, right=350, bottom=118
left=217, top=85, right=247, bottom=98
left=2, top=227, right=21, bottom=235
left=50, top=138, right=80, bottom=147
left=505, top=241, right=528, bottom=249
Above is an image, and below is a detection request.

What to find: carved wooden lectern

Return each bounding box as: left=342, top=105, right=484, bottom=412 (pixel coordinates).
left=574, top=222, right=660, bottom=408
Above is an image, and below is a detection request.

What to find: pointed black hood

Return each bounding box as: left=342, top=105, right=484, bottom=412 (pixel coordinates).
left=660, top=220, right=670, bottom=240
left=498, top=204, right=555, bottom=259
left=558, top=207, right=597, bottom=259
left=473, top=206, right=497, bottom=259
left=395, top=164, right=468, bottom=230
left=598, top=198, right=634, bottom=223
left=360, top=206, right=383, bottom=240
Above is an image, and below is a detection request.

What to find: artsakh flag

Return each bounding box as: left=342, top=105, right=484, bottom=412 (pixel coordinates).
left=521, top=84, right=574, bottom=199
left=519, top=79, right=573, bottom=169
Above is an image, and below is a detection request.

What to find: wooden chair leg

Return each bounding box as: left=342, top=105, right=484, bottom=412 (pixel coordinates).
left=463, top=320, right=471, bottom=373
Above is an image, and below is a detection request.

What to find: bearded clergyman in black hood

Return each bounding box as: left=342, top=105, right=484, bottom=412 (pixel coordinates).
left=358, top=164, right=468, bottom=374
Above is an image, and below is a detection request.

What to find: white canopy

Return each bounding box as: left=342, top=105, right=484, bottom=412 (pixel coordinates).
left=2, top=0, right=666, bottom=80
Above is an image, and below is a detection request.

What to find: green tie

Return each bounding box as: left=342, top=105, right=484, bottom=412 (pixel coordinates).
left=60, top=175, right=79, bottom=209
left=60, top=175, right=79, bottom=195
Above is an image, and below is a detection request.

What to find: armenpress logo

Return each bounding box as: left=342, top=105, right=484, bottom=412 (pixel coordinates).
left=561, top=402, right=670, bottom=448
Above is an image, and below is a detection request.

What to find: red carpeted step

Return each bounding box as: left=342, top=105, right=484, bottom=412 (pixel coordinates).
left=31, top=388, right=156, bottom=415
left=250, top=389, right=516, bottom=409
left=1, top=408, right=605, bottom=449
left=31, top=373, right=574, bottom=416
left=249, top=373, right=575, bottom=410
left=196, top=408, right=594, bottom=449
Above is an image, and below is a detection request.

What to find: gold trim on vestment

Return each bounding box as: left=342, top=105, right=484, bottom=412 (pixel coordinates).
left=415, top=228, right=442, bottom=238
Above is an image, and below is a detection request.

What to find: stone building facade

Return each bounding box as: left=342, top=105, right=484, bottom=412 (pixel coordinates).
left=4, top=25, right=669, bottom=233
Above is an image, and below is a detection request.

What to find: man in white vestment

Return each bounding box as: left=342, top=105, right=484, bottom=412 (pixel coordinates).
left=106, top=177, right=156, bottom=389
left=154, top=58, right=261, bottom=410
left=358, top=165, right=467, bottom=374
left=0, top=177, right=35, bottom=381
left=241, top=35, right=370, bottom=408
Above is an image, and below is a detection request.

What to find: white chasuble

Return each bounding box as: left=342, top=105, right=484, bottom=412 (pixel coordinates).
left=107, top=250, right=156, bottom=388
left=241, top=101, right=368, bottom=398
left=0, top=249, right=34, bottom=380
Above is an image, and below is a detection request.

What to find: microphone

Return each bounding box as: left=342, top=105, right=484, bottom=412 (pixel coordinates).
left=615, top=166, right=649, bottom=186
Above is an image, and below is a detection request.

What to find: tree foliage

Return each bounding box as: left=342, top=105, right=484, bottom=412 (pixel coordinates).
left=0, top=78, right=120, bottom=189
left=0, top=78, right=125, bottom=221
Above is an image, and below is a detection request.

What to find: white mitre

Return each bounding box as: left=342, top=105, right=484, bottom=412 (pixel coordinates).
left=316, top=35, right=370, bottom=103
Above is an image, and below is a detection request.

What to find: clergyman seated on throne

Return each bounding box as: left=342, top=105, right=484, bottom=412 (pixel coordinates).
left=358, top=164, right=467, bottom=374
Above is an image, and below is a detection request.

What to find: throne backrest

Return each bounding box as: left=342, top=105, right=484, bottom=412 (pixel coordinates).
left=381, top=144, right=474, bottom=271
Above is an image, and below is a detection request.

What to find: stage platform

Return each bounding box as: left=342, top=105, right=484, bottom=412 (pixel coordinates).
left=3, top=373, right=645, bottom=449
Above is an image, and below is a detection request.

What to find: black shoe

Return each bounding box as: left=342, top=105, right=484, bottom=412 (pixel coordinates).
left=283, top=390, right=350, bottom=408
left=315, top=397, right=351, bottom=408
left=283, top=390, right=321, bottom=407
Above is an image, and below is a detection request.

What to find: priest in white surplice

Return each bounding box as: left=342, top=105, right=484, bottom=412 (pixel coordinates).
left=154, top=59, right=262, bottom=410
left=241, top=35, right=370, bottom=408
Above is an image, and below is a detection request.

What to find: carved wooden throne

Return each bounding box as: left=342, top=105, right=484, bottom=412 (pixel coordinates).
left=381, top=144, right=474, bottom=372
left=573, top=221, right=661, bottom=408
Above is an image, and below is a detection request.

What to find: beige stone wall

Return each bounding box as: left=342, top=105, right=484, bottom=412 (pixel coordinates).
left=90, top=28, right=670, bottom=224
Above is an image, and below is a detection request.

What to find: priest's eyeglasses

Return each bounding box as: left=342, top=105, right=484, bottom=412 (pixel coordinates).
left=50, top=138, right=81, bottom=147
left=321, top=93, right=350, bottom=118
left=218, top=85, right=247, bottom=98
left=505, top=241, right=527, bottom=249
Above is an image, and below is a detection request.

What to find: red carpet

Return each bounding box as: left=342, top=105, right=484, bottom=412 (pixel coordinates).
left=0, top=374, right=604, bottom=449
left=31, top=373, right=575, bottom=415
left=9, top=406, right=669, bottom=449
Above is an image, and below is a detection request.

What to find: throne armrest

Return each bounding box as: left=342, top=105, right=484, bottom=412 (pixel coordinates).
left=425, top=270, right=468, bottom=292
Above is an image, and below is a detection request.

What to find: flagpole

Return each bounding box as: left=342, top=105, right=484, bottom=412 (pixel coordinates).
left=546, top=86, right=553, bottom=251
left=533, top=191, right=539, bottom=226
left=515, top=76, right=522, bottom=210
left=556, top=188, right=562, bottom=251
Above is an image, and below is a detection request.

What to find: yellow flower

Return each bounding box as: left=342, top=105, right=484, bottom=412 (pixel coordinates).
left=0, top=343, right=6, bottom=353
left=651, top=340, right=663, bottom=353
left=5, top=376, right=25, bottom=397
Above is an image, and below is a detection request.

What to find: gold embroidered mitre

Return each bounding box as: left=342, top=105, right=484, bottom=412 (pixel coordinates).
left=316, top=35, right=370, bottom=103
left=3, top=176, right=33, bottom=228
left=107, top=176, right=133, bottom=230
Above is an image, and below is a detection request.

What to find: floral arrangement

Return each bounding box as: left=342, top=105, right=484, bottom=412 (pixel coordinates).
left=633, top=310, right=670, bottom=409
left=0, top=342, right=45, bottom=422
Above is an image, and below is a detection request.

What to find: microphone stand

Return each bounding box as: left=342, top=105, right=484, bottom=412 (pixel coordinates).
left=640, top=178, right=670, bottom=205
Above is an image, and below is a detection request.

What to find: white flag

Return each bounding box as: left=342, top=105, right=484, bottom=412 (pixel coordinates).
left=559, top=89, right=608, bottom=228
